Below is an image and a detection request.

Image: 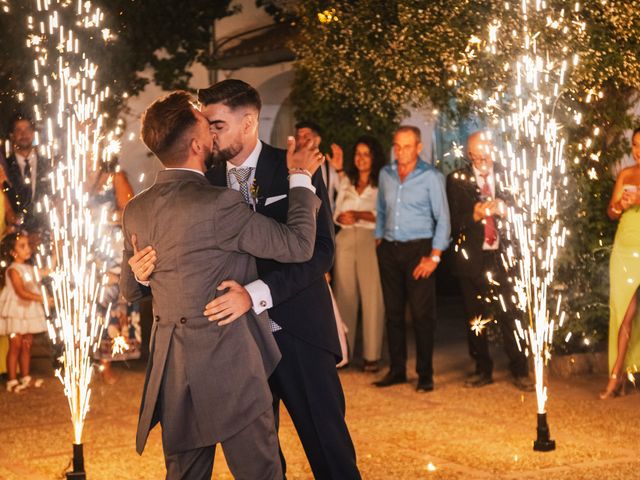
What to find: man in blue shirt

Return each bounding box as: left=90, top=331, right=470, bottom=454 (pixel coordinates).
left=374, top=125, right=451, bottom=392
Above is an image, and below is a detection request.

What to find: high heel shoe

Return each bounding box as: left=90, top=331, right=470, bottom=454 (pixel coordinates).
left=599, top=373, right=625, bottom=399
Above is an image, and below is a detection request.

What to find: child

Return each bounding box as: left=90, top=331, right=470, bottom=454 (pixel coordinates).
left=0, top=232, right=48, bottom=392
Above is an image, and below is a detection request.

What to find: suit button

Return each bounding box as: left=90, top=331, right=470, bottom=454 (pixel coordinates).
left=180, top=317, right=187, bottom=324
left=154, top=315, right=160, bottom=322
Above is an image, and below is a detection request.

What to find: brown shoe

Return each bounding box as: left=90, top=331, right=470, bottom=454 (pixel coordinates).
left=512, top=375, right=535, bottom=392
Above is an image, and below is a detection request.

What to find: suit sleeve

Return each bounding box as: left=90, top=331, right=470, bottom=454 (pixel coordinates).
left=119, top=204, right=150, bottom=303
left=214, top=187, right=320, bottom=263
left=446, top=172, right=475, bottom=237
left=257, top=170, right=336, bottom=308
left=4, top=161, right=31, bottom=212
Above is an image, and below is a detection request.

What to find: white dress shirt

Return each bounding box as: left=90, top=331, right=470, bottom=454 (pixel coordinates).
left=472, top=166, right=499, bottom=251
left=334, top=176, right=377, bottom=229
left=15, top=150, right=38, bottom=198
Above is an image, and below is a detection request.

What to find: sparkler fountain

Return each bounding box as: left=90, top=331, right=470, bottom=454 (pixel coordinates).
left=456, top=0, right=588, bottom=451
left=25, top=0, right=117, bottom=476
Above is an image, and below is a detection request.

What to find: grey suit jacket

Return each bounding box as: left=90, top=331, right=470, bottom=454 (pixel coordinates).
left=119, top=169, right=320, bottom=455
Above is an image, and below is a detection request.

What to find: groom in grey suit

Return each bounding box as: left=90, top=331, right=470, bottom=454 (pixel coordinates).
left=119, top=91, right=324, bottom=479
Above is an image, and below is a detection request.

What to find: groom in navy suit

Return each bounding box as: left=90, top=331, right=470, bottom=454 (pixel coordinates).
left=131, top=80, right=360, bottom=479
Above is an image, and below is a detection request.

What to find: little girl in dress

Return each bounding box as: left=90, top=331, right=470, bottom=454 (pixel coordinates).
left=0, top=232, right=48, bottom=392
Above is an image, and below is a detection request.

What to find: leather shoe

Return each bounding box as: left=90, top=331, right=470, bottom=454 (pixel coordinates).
left=464, top=373, right=493, bottom=388
left=465, top=368, right=482, bottom=378
left=416, top=376, right=434, bottom=392
left=512, top=375, right=535, bottom=392
left=373, top=371, right=407, bottom=388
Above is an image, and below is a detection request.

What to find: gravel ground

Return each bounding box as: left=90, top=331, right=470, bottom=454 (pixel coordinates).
left=0, top=298, right=638, bottom=479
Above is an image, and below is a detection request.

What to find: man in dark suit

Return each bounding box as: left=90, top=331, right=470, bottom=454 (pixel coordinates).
left=4, top=115, right=51, bottom=233
left=130, top=80, right=360, bottom=479
left=294, top=120, right=342, bottom=214
left=120, top=91, right=324, bottom=479
left=446, top=131, right=533, bottom=391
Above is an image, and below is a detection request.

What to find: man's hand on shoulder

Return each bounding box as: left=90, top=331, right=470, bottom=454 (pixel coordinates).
left=204, top=280, right=252, bottom=326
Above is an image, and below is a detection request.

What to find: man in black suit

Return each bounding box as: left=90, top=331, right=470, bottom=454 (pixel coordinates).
left=4, top=115, right=51, bottom=233
left=130, top=80, right=360, bottom=479
left=446, top=131, right=533, bottom=392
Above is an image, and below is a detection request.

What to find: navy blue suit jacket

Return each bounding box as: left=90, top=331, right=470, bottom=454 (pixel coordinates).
left=206, top=142, right=341, bottom=359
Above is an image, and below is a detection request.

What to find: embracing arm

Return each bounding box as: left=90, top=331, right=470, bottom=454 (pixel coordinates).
left=256, top=170, right=335, bottom=308
left=205, top=172, right=333, bottom=322
left=215, top=181, right=320, bottom=263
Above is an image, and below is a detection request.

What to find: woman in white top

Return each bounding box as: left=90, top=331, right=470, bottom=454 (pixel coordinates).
left=333, top=136, right=386, bottom=371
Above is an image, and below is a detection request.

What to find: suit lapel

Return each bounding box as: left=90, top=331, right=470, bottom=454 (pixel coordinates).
left=254, top=143, right=279, bottom=203
left=460, top=165, right=481, bottom=201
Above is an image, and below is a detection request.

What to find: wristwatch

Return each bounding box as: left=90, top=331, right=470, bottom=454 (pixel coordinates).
left=430, top=255, right=441, bottom=263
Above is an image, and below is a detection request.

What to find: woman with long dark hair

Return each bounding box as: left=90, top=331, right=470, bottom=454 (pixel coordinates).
left=333, top=136, right=386, bottom=371
left=602, top=127, right=640, bottom=398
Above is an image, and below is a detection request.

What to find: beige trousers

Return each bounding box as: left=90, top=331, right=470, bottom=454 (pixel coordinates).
left=333, top=227, right=384, bottom=361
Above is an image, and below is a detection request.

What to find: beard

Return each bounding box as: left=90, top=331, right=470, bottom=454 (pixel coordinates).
left=211, top=140, right=243, bottom=167
left=204, top=147, right=216, bottom=171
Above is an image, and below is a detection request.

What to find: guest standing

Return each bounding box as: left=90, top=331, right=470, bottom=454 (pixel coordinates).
left=374, top=125, right=450, bottom=392
left=88, top=157, right=134, bottom=383
left=333, top=136, right=386, bottom=372
left=0, top=232, right=48, bottom=392
left=446, top=131, right=532, bottom=391
left=4, top=115, right=51, bottom=234
left=0, top=154, right=17, bottom=379
left=602, top=126, right=640, bottom=398
left=295, top=121, right=343, bottom=213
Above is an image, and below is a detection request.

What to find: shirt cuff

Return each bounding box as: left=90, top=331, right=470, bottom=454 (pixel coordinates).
left=135, top=274, right=150, bottom=287
left=289, top=173, right=316, bottom=193
left=245, top=279, right=273, bottom=315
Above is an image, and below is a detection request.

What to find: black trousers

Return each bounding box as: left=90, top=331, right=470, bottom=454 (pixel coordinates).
left=457, top=250, right=528, bottom=378
left=377, top=239, right=436, bottom=378
left=269, top=329, right=360, bottom=480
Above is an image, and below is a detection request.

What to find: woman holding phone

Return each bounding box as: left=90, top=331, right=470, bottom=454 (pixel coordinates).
left=602, top=127, right=640, bottom=398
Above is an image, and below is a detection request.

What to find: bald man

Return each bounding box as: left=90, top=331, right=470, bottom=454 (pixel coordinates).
left=446, top=131, right=533, bottom=392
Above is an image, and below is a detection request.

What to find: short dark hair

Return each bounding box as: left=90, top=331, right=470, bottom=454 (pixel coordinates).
left=9, top=114, right=35, bottom=133
left=633, top=127, right=640, bottom=139
left=346, top=136, right=387, bottom=188
left=197, top=79, right=262, bottom=112
left=295, top=121, right=323, bottom=137
left=395, top=125, right=422, bottom=142
left=140, top=91, right=199, bottom=166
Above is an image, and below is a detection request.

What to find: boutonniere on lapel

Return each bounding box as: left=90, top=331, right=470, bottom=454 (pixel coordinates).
left=249, top=178, right=264, bottom=211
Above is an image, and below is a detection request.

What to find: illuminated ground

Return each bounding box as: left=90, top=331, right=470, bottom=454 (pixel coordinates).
left=1, top=297, right=638, bottom=479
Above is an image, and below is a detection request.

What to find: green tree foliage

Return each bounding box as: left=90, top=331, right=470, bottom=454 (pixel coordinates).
left=0, top=0, right=236, bottom=133
left=289, top=0, right=640, bottom=351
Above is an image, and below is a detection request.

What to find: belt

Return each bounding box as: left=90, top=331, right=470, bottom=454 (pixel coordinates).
left=383, top=238, right=431, bottom=246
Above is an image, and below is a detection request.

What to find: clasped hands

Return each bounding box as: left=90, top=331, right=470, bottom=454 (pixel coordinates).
left=473, top=198, right=506, bottom=222
left=336, top=210, right=359, bottom=225
left=128, top=234, right=251, bottom=326
left=619, top=189, right=639, bottom=211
